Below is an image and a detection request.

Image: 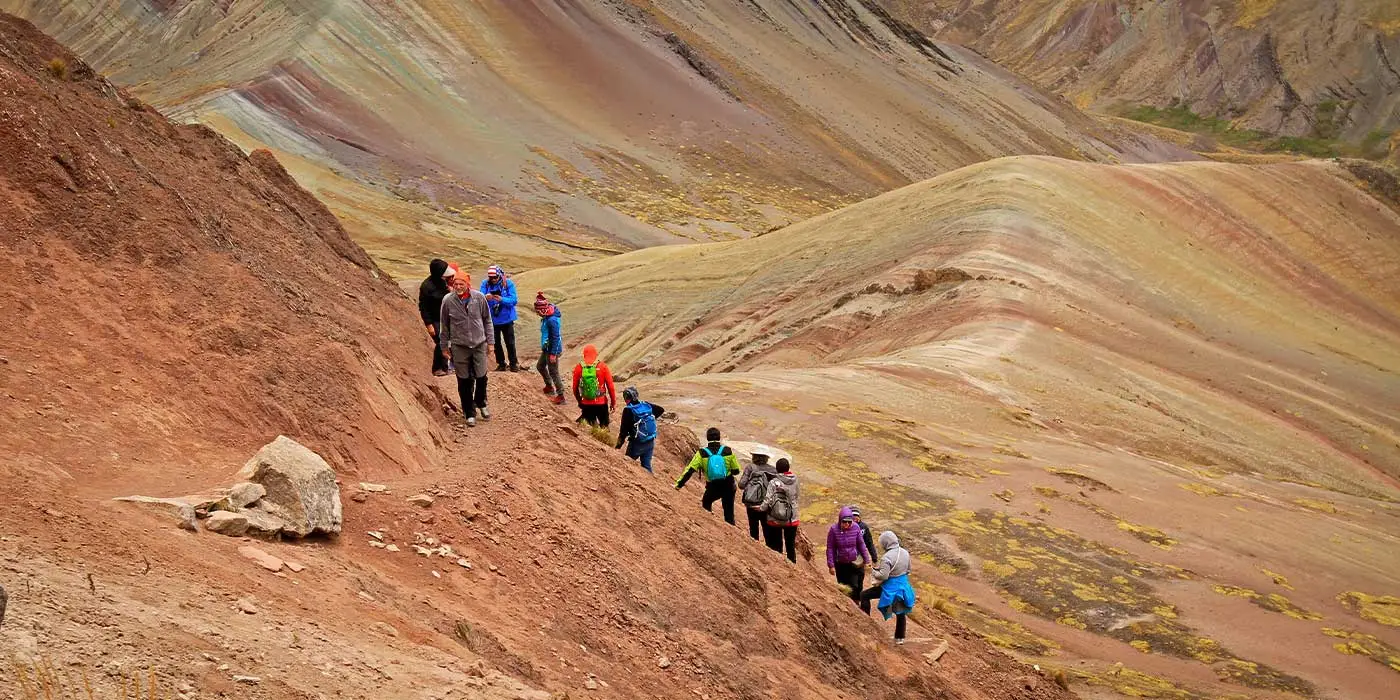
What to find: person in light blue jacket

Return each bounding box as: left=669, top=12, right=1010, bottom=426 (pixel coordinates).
left=860, top=530, right=916, bottom=645
left=480, top=265, right=520, bottom=372
left=534, top=291, right=565, bottom=405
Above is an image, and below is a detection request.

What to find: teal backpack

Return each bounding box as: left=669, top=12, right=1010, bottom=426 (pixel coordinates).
left=701, top=446, right=729, bottom=481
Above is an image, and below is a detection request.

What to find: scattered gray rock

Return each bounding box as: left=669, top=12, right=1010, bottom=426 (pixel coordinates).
left=217, top=482, right=266, bottom=511
left=359, top=482, right=389, bottom=493
left=285, top=560, right=305, bottom=573
left=236, top=436, right=343, bottom=537
left=237, top=508, right=288, bottom=539
left=113, top=496, right=198, bottom=531
left=232, top=675, right=261, bottom=685
left=384, top=544, right=400, bottom=553
left=238, top=545, right=284, bottom=572
left=658, top=656, right=671, bottom=669
left=236, top=598, right=259, bottom=615
left=584, top=675, right=599, bottom=690
left=204, top=511, right=249, bottom=537
left=372, top=622, right=399, bottom=637
left=407, top=494, right=435, bottom=508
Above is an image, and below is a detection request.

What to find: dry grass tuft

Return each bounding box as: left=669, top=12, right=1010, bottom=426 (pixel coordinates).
left=10, top=654, right=164, bottom=699
left=588, top=425, right=612, bottom=446
left=46, top=58, right=68, bottom=81
left=1052, top=668, right=1070, bottom=690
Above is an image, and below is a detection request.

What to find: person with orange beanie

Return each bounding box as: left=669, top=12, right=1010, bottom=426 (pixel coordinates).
left=572, top=344, right=616, bottom=427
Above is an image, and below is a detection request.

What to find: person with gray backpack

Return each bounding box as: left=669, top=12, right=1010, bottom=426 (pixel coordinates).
left=761, top=458, right=800, bottom=562
left=675, top=427, right=740, bottom=525
left=737, top=448, right=777, bottom=541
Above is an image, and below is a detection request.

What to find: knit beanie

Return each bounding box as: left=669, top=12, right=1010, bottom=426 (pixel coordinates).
left=534, top=291, right=551, bottom=314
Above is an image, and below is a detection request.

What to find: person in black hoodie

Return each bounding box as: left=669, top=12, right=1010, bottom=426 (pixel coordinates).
left=418, top=259, right=452, bottom=376
left=849, top=504, right=878, bottom=613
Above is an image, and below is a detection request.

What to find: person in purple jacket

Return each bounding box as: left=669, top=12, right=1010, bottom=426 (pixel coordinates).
left=827, top=506, right=871, bottom=606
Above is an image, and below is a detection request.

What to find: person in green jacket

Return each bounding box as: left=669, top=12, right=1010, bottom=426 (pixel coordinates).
left=675, top=427, right=741, bottom=525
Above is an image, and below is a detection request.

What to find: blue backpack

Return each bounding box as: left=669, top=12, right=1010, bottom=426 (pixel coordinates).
left=632, top=402, right=658, bottom=443
left=701, top=446, right=729, bottom=481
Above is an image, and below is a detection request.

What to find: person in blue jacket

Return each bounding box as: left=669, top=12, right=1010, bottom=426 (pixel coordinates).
left=480, top=265, right=520, bottom=372
left=534, top=292, right=565, bottom=405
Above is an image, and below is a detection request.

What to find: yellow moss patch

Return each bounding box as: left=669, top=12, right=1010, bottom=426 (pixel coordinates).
left=1235, top=0, right=1280, bottom=28
left=1293, top=497, right=1339, bottom=514
left=1338, top=591, right=1400, bottom=627
left=1323, top=628, right=1400, bottom=672
left=1130, top=640, right=1152, bottom=653
left=992, top=445, right=1031, bottom=459
left=1033, top=485, right=1061, bottom=498
left=1212, top=585, right=1322, bottom=620
left=1262, top=569, right=1294, bottom=590
left=1116, top=520, right=1177, bottom=550
left=1178, top=482, right=1222, bottom=496
left=985, top=468, right=1011, bottom=476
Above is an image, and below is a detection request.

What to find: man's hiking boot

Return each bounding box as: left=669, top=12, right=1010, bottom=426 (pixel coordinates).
left=543, top=386, right=555, bottom=394
left=551, top=395, right=566, bottom=406
left=466, top=416, right=476, bottom=427
left=509, top=365, right=521, bottom=372
left=479, top=406, right=491, bottom=420
left=495, top=364, right=508, bottom=372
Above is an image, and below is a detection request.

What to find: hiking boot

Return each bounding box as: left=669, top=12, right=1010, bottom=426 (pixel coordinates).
left=509, top=365, right=521, bottom=372
left=479, top=405, right=491, bottom=420
left=466, top=416, right=476, bottom=428
left=551, top=395, right=566, bottom=406
left=542, top=386, right=555, bottom=394
left=495, top=364, right=508, bottom=372
left=432, top=370, right=450, bottom=377
left=894, top=639, right=905, bottom=646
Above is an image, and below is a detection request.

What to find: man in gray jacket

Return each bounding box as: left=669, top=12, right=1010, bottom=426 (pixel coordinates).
left=439, top=272, right=494, bottom=426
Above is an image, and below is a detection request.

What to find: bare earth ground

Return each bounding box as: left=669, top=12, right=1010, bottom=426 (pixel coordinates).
left=0, top=15, right=1075, bottom=699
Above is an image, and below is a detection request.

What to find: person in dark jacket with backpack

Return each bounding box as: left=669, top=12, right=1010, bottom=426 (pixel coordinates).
left=572, top=344, right=616, bottom=427
left=480, top=265, right=520, bottom=372
left=737, top=449, right=777, bottom=541
left=418, top=259, right=452, bottom=376
left=615, top=386, right=663, bottom=473
left=676, top=427, right=741, bottom=525
left=761, top=459, right=800, bottom=562
left=827, top=506, right=872, bottom=606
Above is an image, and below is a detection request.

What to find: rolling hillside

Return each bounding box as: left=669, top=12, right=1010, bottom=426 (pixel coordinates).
left=519, top=155, right=1400, bottom=699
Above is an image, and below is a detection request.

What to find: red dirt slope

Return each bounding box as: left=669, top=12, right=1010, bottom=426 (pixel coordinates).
left=0, top=11, right=448, bottom=502
left=0, top=13, right=1072, bottom=700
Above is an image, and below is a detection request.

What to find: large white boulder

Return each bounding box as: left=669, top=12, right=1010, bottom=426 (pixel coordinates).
left=235, top=436, right=342, bottom=537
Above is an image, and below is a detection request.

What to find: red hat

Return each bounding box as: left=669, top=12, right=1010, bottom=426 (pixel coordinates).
left=534, top=291, right=552, bottom=314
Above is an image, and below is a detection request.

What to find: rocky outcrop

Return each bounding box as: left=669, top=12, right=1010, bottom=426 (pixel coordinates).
left=112, top=496, right=198, bottom=531
left=235, top=436, right=343, bottom=537
left=115, top=436, right=342, bottom=539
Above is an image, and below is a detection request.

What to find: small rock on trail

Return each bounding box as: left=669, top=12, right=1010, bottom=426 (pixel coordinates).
left=407, top=493, right=435, bottom=508
left=112, top=495, right=198, bottom=531
left=204, top=510, right=249, bottom=537
left=238, top=545, right=285, bottom=572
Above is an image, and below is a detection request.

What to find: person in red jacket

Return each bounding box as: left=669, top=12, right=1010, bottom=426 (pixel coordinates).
left=572, top=344, right=616, bottom=427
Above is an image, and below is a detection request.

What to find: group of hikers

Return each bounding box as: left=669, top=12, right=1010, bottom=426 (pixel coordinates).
left=418, top=260, right=916, bottom=643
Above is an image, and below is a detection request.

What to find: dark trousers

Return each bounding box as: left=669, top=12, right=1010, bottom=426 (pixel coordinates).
left=763, top=523, right=798, bottom=563
left=701, top=477, right=736, bottom=525
left=745, top=507, right=764, bottom=541
left=579, top=403, right=610, bottom=427
left=835, top=563, right=865, bottom=605
left=457, top=376, right=487, bottom=417
left=430, top=323, right=449, bottom=374
left=859, top=586, right=907, bottom=638
left=859, top=584, right=885, bottom=618
left=537, top=353, right=563, bottom=395
left=493, top=322, right=518, bottom=368
left=625, top=439, right=655, bottom=473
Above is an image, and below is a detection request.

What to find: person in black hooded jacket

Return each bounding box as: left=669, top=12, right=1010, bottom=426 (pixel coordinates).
left=418, top=259, right=452, bottom=376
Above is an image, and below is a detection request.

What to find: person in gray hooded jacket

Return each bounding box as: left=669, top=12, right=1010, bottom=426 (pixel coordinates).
left=760, top=459, right=800, bottom=563
left=860, top=531, right=916, bottom=644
